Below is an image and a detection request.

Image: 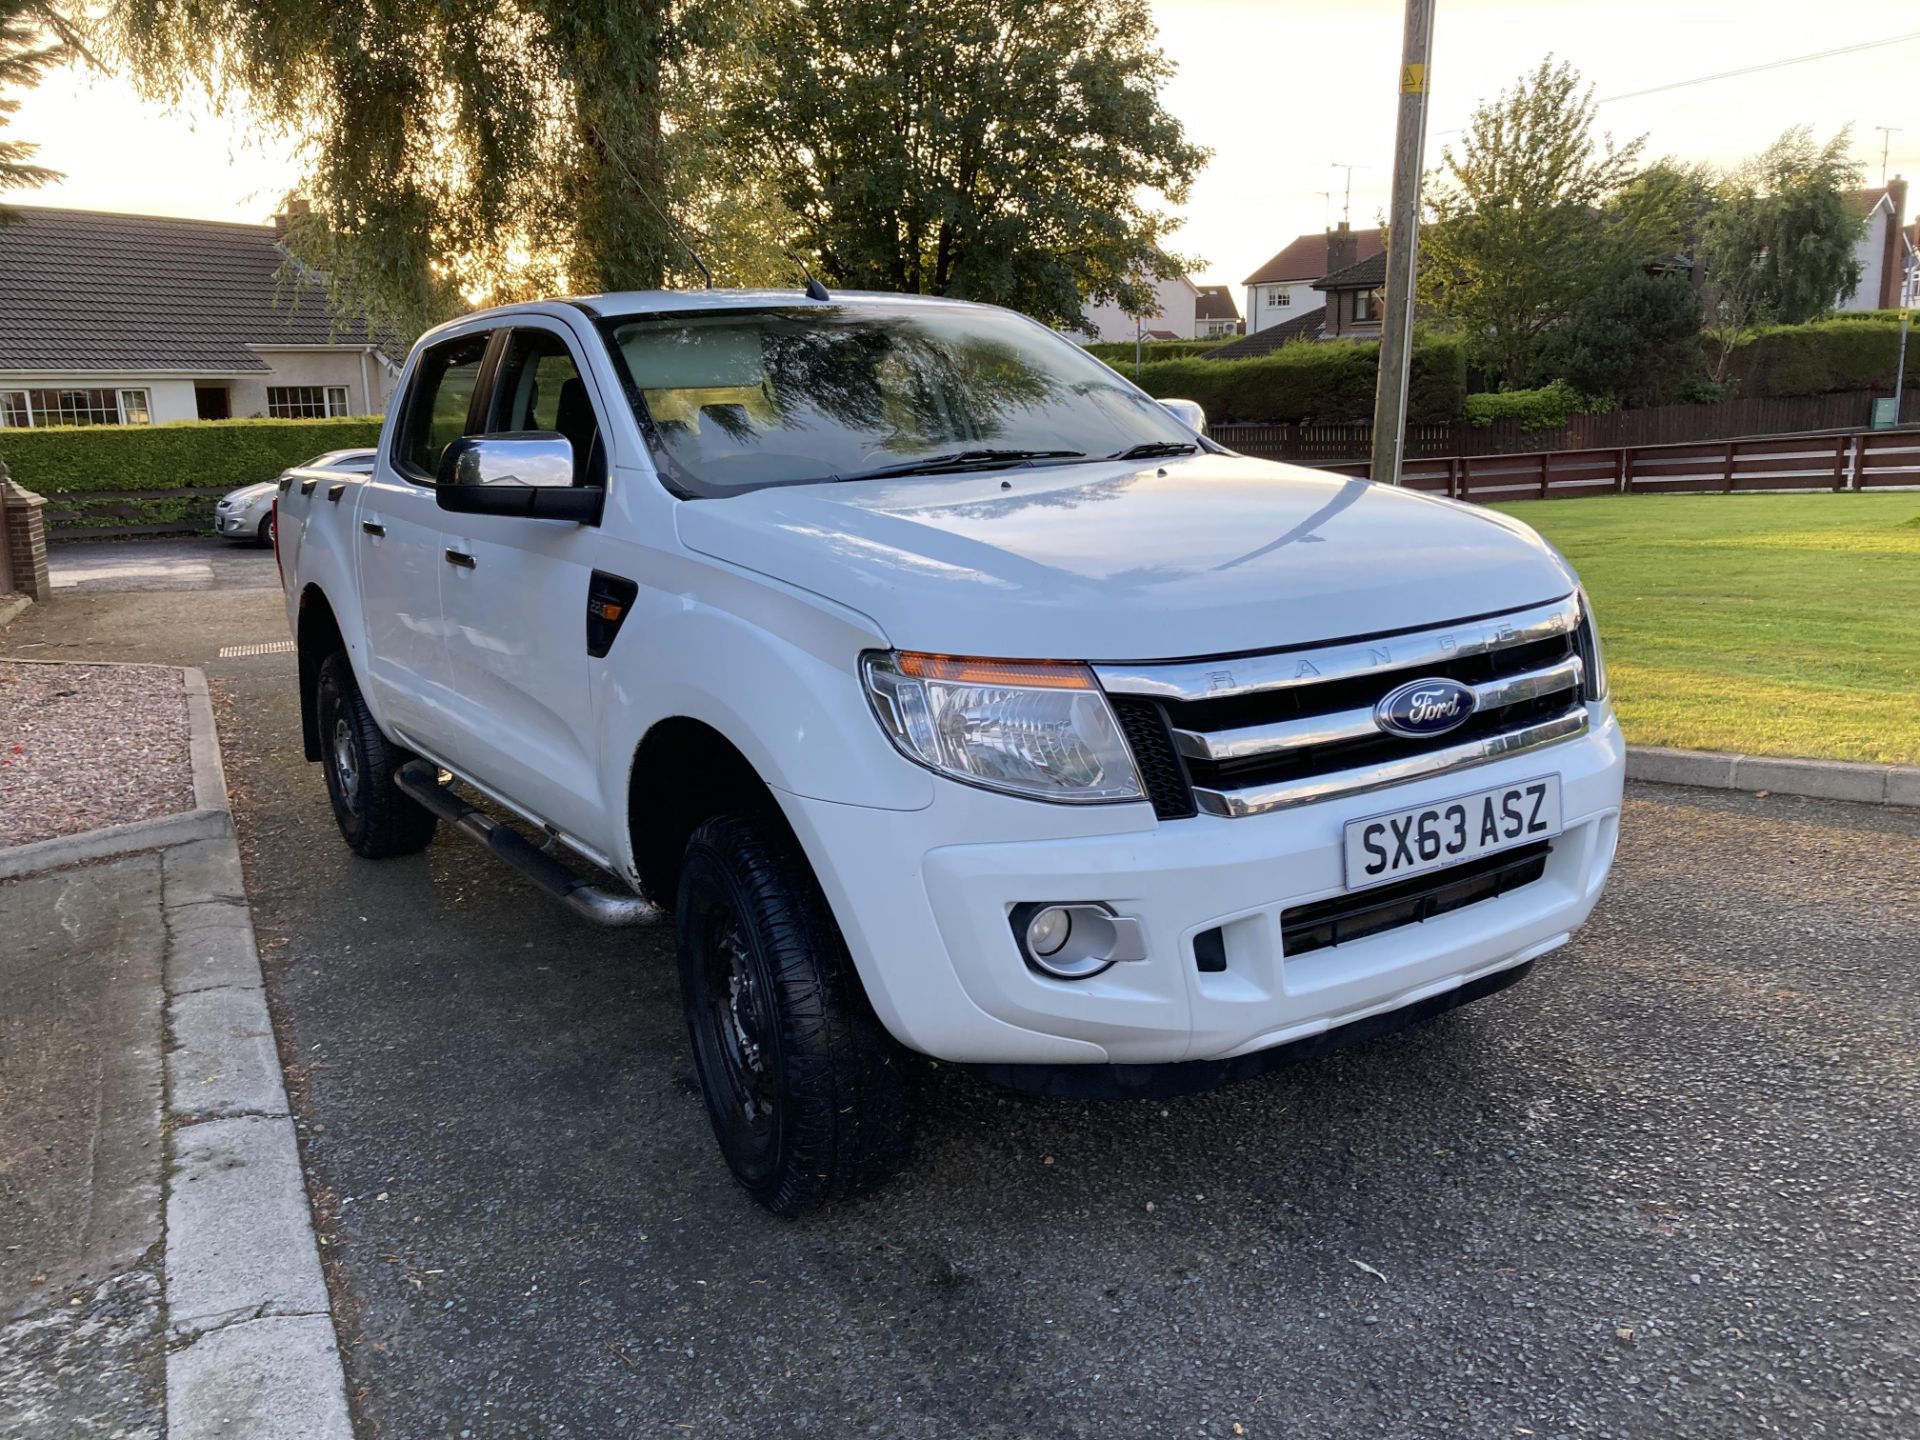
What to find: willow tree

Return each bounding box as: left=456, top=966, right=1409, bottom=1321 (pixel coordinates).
left=1, top=0, right=74, bottom=223
left=719, top=0, right=1207, bottom=331
left=107, top=0, right=790, bottom=338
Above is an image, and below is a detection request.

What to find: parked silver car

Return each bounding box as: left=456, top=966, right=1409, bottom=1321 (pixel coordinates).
left=215, top=449, right=376, bottom=546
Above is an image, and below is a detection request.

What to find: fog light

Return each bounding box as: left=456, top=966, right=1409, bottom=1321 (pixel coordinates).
left=1009, top=901, right=1149, bottom=981
left=1026, top=906, right=1072, bottom=957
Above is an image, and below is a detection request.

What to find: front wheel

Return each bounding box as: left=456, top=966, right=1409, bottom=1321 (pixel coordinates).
left=257, top=511, right=276, bottom=548
left=314, top=651, right=438, bottom=859
left=676, top=814, right=912, bottom=1214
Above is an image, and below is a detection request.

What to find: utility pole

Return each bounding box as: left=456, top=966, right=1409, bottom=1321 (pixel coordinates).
left=1330, top=164, right=1363, bottom=226
left=1874, top=126, right=1901, bottom=186
left=1368, top=0, right=1437, bottom=486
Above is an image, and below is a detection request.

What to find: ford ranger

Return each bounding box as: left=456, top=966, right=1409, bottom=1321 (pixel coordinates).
left=275, top=289, right=1624, bottom=1214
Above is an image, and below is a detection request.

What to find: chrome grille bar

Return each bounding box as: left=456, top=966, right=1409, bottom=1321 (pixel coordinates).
left=1169, top=654, right=1584, bottom=764
left=1190, top=707, right=1590, bottom=818
left=1095, top=595, right=1578, bottom=703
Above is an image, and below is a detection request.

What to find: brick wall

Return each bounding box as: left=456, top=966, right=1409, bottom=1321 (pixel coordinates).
left=1, top=464, right=51, bottom=602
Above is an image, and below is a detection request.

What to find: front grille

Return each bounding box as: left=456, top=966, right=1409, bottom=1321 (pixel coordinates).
left=1281, top=841, right=1552, bottom=956
left=1096, top=597, right=1589, bottom=818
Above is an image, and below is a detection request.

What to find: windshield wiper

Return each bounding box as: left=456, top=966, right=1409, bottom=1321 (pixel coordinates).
left=834, top=448, right=1086, bottom=483
left=1111, top=441, right=1199, bottom=461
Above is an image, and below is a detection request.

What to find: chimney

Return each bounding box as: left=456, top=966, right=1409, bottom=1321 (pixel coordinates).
left=272, top=195, right=311, bottom=235
left=1325, top=220, right=1357, bottom=275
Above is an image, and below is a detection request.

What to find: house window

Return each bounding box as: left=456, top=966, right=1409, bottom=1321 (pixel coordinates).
left=1352, top=289, right=1381, bottom=323
left=0, top=387, right=150, bottom=428
left=267, top=385, right=352, bottom=419
left=1269, top=287, right=1290, bottom=308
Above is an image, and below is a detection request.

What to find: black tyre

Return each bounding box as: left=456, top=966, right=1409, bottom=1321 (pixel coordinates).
left=258, top=511, right=276, bottom=548
left=676, top=813, right=912, bottom=1214
left=314, top=651, right=438, bottom=859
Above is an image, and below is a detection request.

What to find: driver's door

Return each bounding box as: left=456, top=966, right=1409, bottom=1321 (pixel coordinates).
left=435, top=320, right=614, bottom=855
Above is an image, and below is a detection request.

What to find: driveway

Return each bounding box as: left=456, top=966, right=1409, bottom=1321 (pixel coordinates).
left=11, top=538, right=1920, bottom=1438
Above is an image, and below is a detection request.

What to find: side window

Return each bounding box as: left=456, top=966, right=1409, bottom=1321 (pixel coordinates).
left=396, top=333, right=490, bottom=481
left=488, top=329, right=604, bottom=486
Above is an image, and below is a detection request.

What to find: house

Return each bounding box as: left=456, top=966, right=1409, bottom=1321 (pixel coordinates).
left=1312, top=251, right=1388, bottom=340
left=1839, top=178, right=1908, bottom=312
left=0, top=206, right=401, bottom=429
left=1241, top=222, right=1385, bottom=335
left=1077, top=274, right=1202, bottom=343
left=1194, top=285, right=1242, bottom=338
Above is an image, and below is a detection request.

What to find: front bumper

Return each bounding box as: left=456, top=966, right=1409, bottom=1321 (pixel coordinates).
left=782, top=705, right=1625, bottom=1067
left=214, top=505, right=262, bottom=536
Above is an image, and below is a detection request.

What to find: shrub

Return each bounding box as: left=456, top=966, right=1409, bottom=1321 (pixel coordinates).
left=1084, top=338, right=1229, bottom=365
left=1721, top=319, right=1906, bottom=396
left=1128, top=334, right=1467, bottom=425
left=1542, top=271, right=1706, bottom=407
left=0, top=416, right=384, bottom=531
left=1463, top=382, right=1608, bottom=430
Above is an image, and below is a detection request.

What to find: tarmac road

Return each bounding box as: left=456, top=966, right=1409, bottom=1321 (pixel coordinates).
left=13, top=538, right=1920, bottom=1438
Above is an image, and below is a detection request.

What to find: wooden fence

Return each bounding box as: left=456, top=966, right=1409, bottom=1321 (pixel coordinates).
left=1309, top=429, right=1920, bottom=500
left=1213, top=387, right=1920, bottom=466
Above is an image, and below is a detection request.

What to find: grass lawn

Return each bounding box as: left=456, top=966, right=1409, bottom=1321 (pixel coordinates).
left=1489, top=491, right=1920, bottom=765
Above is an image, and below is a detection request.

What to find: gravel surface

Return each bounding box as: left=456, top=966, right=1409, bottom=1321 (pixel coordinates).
left=0, top=662, right=193, bottom=847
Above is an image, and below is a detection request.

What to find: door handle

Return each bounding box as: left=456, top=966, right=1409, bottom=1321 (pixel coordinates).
left=361, top=520, right=386, bottom=537
left=444, top=549, right=477, bottom=569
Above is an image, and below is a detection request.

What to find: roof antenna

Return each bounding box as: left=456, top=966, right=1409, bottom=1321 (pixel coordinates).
left=594, top=129, right=714, bottom=288
left=788, top=250, right=831, bottom=302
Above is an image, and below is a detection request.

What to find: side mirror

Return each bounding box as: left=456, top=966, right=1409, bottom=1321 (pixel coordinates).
left=1157, top=398, right=1207, bottom=436
left=434, top=433, right=603, bottom=522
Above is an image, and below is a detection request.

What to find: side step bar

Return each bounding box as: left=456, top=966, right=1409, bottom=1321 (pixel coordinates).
left=393, top=760, right=665, bottom=928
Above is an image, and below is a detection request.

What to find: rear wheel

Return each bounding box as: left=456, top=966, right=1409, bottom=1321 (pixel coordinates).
left=676, top=813, right=911, bottom=1214
left=315, top=651, right=438, bottom=858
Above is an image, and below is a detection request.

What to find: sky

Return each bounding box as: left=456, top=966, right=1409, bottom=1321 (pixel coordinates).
left=8, top=0, right=1919, bottom=294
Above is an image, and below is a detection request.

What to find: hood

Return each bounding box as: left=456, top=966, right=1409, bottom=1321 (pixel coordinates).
left=224, top=482, right=277, bottom=504
left=675, top=453, right=1575, bottom=662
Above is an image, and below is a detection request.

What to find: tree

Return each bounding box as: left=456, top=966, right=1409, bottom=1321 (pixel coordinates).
left=1418, top=58, right=1684, bottom=389
left=1542, top=268, right=1706, bottom=407
left=1699, top=127, right=1864, bottom=379
left=108, top=0, right=790, bottom=340
left=717, top=0, right=1208, bottom=332
left=0, top=0, right=73, bottom=224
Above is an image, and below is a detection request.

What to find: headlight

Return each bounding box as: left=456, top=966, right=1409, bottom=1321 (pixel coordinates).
left=1574, top=586, right=1608, bottom=702
left=861, top=651, right=1144, bottom=803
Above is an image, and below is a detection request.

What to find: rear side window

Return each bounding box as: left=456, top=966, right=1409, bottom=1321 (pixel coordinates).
left=396, top=334, right=490, bottom=481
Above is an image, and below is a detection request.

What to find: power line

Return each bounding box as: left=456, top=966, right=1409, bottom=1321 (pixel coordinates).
left=1594, top=32, right=1920, bottom=105
left=1435, top=32, right=1920, bottom=139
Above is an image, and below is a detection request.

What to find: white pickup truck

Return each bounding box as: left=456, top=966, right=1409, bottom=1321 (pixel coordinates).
left=276, top=289, right=1624, bottom=1213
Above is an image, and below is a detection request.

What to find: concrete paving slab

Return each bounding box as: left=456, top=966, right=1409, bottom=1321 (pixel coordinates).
left=168, top=986, right=289, bottom=1120
left=0, top=854, right=165, bottom=1312
left=1735, top=754, right=1891, bottom=804
left=1624, top=745, right=1738, bottom=788
left=165, top=905, right=267, bottom=995
left=167, top=1314, right=352, bottom=1440
left=0, top=1268, right=164, bottom=1440
left=166, top=1116, right=330, bottom=1338
left=161, top=834, right=250, bottom=907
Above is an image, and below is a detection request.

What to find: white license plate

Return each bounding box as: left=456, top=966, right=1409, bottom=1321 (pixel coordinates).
left=1343, top=775, right=1562, bottom=891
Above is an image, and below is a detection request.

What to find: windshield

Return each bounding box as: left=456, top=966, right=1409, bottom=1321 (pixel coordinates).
left=601, top=302, right=1200, bottom=496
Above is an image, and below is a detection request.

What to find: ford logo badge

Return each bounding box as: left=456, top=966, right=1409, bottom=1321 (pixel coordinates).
left=1375, top=677, right=1477, bottom=739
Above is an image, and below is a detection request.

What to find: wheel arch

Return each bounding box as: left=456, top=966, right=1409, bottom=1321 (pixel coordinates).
left=296, top=584, right=348, bottom=762
left=626, top=716, right=797, bottom=911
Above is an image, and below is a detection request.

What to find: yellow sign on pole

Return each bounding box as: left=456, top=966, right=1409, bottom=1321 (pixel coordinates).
left=1401, top=64, right=1428, bottom=94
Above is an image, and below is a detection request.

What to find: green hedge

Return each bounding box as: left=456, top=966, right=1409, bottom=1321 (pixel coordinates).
left=1085, top=338, right=1229, bottom=365
left=0, top=416, right=384, bottom=532
left=1464, top=382, right=1610, bottom=431
left=1724, top=320, right=1907, bottom=397
left=1128, top=333, right=1467, bottom=425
